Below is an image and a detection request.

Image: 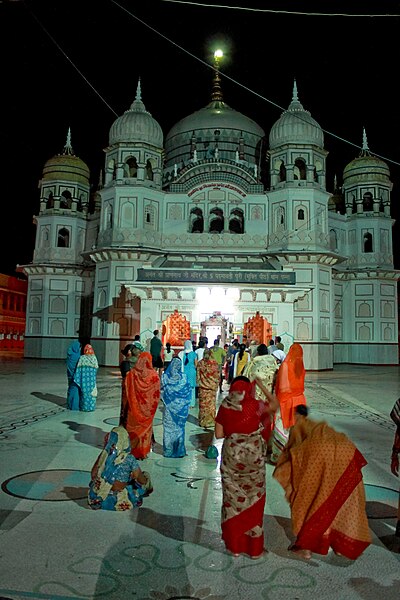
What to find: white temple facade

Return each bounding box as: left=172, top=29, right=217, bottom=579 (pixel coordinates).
left=20, top=67, right=399, bottom=369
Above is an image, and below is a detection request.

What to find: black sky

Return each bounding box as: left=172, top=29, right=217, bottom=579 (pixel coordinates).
left=2, top=0, right=400, bottom=275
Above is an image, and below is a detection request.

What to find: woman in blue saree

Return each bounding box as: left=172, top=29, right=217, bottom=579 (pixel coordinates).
left=73, top=344, right=99, bottom=411
left=161, top=357, right=192, bottom=457
left=88, top=426, right=153, bottom=511
left=66, top=340, right=81, bottom=410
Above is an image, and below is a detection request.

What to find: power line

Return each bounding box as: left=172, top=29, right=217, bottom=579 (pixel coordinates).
left=158, top=0, right=400, bottom=18
left=110, top=1, right=400, bottom=167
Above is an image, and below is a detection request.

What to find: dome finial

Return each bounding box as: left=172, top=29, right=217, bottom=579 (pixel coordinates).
left=360, top=127, right=371, bottom=156
left=292, top=79, right=299, bottom=102
left=63, top=127, right=74, bottom=156
left=136, top=77, right=142, bottom=101
left=211, top=49, right=224, bottom=102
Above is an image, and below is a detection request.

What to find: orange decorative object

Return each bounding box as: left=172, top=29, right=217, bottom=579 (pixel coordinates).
left=243, top=311, right=272, bottom=346
left=162, top=309, right=190, bottom=346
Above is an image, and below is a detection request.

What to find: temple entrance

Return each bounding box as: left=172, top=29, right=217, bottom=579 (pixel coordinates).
left=200, top=312, right=229, bottom=346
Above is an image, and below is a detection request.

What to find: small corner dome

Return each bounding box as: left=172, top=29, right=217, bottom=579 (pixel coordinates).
left=42, top=132, right=89, bottom=185
left=343, top=154, right=390, bottom=184
left=109, top=81, right=163, bottom=147
left=269, top=82, right=324, bottom=149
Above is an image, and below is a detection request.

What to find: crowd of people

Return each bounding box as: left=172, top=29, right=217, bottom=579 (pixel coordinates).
left=65, top=332, right=399, bottom=561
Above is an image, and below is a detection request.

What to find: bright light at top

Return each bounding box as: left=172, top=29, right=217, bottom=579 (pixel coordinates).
left=214, top=49, right=223, bottom=59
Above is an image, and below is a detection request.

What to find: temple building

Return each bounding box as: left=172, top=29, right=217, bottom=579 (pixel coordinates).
left=19, top=57, right=399, bottom=369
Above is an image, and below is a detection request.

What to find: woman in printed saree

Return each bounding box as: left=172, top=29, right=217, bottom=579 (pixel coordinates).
left=178, top=339, right=198, bottom=407
left=390, top=397, right=400, bottom=537
left=197, top=349, right=220, bottom=428
left=73, top=343, right=99, bottom=411
left=273, top=405, right=371, bottom=560
left=161, top=357, right=192, bottom=457
left=270, top=342, right=306, bottom=464
left=215, top=376, right=271, bottom=559
left=66, top=340, right=81, bottom=410
left=88, top=425, right=153, bottom=511
left=125, top=351, right=160, bottom=460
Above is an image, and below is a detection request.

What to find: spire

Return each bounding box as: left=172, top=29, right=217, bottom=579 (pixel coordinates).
left=129, top=76, right=147, bottom=112
left=360, top=127, right=371, bottom=157
left=211, top=49, right=224, bottom=103
left=135, top=77, right=142, bottom=101
left=63, top=127, right=74, bottom=156
left=292, top=79, right=299, bottom=102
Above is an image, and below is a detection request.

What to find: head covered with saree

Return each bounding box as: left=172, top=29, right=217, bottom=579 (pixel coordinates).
left=88, top=425, right=150, bottom=511
left=274, top=343, right=306, bottom=429
left=83, top=344, right=95, bottom=355
left=162, top=357, right=191, bottom=402
left=124, top=351, right=160, bottom=459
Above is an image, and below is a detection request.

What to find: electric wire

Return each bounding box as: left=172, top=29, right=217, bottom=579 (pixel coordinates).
left=158, top=0, right=400, bottom=18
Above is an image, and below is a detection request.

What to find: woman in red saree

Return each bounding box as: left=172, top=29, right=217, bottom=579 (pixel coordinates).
left=271, top=342, right=306, bottom=464
left=124, top=352, right=160, bottom=459
left=215, top=377, right=270, bottom=559
left=197, top=349, right=219, bottom=428
left=273, top=405, right=371, bottom=560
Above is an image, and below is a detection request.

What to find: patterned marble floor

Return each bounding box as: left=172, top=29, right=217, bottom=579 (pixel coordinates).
left=0, top=355, right=399, bottom=600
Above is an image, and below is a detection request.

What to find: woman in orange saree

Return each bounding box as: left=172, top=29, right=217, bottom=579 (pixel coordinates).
left=215, top=377, right=270, bottom=559
left=197, top=349, right=219, bottom=428
left=271, top=342, right=306, bottom=464
left=273, top=405, right=371, bottom=560
left=124, top=352, right=160, bottom=459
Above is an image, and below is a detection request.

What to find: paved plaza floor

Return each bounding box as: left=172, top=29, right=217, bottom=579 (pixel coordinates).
left=0, top=353, right=399, bottom=600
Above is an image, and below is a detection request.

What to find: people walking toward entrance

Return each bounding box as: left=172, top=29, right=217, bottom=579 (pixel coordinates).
left=275, top=336, right=285, bottom=352
left=88, top=425, right=153, bottom=511
left=119, top=344, right=142, bottom=425
left=66, top=339, right=81, bottom=410
left=243, top=343, right=278, bottom=405
left=270, top=343, right=307, bottom=464
left=390, top=397, right=400, bottom=537
left=178, top=340, right=198, bottom=407
left=267, top=339, right=278, bottom=355
left=226, top=340, right=239, bottom=384
left=215, top=376, right=272, bottom=559
left=232, top=343, right=251, bottom=378
left=133, top=334, right=145, bottom=352
left=163, top=342, right=174, bottom=371
left=273, top=405, right=371, bottom=560
left=124, top=352, right=160, bottom=459
left=150, top=330, right=163, bottom=375
left=197, top=349, right=219, bottom=428
left=73, top=343, right=98, bottom=411
left=161, top=357, right=192, bottom=457
left=210, top=338, right=227, bottom=393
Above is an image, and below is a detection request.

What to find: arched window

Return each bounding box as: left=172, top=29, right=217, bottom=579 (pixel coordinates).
left=57, top=227, right=70, bottom=248
left=279, top=161, right=286, bottom=182
left=298, top=209, right=304, bottom=220
left=329, top=229, right=337, bottom=251
left=46, top=192, right=54, bottom=209
left=363, top=232, right=373, bottom=253
left=144, top=205, right=155, bottom=228
left=294, top=158, right=307, bottom=180
left=209, top=208, right=224, bottom=233
left=363, top=192, right=373, bottom=211
left=190, top=207, right=204, bottom=233
left=126, top=157, right=138, bottom=177
left=145, top=159, right=154, bottom=181
left=229, top=208, right=244, bottom=234
left=60, top=190, right=72, bottom=209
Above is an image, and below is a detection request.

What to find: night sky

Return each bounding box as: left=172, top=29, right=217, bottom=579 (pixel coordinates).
left=2, top=0, right=400, bottom=275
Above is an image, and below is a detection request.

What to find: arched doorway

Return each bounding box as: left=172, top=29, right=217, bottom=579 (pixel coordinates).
left=200, top=311, right=228, bottom=346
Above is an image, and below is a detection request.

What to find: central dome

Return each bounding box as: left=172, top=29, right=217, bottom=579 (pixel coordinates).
left=164, top=68, right=265, bottom=168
